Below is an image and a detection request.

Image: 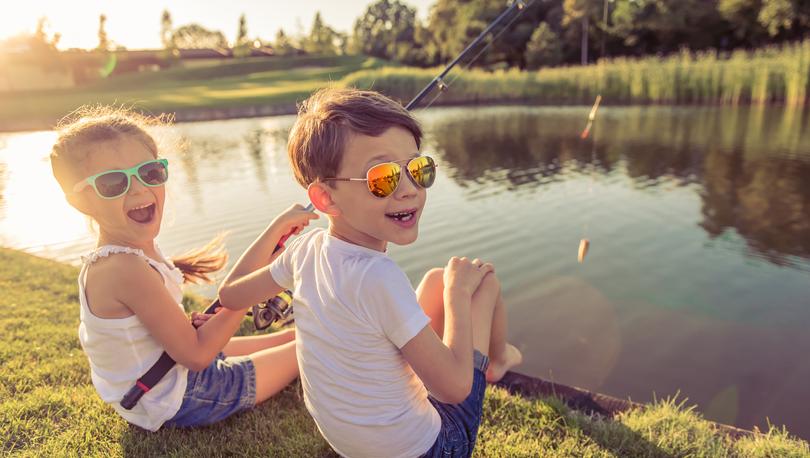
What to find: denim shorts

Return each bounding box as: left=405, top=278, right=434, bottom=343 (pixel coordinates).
left=421, top=350, right=490, bottom=458
left=162, top=352, right=256, bottom=428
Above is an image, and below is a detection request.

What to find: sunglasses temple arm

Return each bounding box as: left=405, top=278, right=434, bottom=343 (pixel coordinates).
left=202, top=202, right=316, bottom=315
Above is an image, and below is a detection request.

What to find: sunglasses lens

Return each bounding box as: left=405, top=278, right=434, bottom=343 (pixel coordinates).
left=408, top=156, right=436, bottom=189
left=138, top=160, right=169, bottom=186
left=94, top=172, right=129, bottom=198
left=366, top=163, right=400, bottom=198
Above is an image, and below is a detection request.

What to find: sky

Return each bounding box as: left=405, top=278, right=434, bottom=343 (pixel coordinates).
left=0, top=0, right=435, bottom=50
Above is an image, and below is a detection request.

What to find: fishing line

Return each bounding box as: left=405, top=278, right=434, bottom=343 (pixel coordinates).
left=578, top=95, right=602, bottom=263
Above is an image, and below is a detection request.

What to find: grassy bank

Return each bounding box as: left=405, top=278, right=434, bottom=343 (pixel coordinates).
left=343, top=40, right=810, bottom=107
left=2, top=247, right=809, bottom=456
left=0, top=54, right=385, bottom=131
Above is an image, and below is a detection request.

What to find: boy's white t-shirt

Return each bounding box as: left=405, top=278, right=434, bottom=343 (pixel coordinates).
left=270, top=228, right=441, bottom=458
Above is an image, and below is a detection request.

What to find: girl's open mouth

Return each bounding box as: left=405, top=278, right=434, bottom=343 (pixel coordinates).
left=127, top=203, right=156, bottom=224
left=385, top=209, right=417, bottom=227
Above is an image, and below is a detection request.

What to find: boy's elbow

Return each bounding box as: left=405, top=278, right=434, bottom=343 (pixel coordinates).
left=435, top=376, right=473, bottom=405
left=216, top=284, right=239, bottom=310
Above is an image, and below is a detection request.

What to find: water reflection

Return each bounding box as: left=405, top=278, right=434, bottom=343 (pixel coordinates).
left=426, top=106, right=810, bottom=266
left=701, top=148, right=810, bottom=266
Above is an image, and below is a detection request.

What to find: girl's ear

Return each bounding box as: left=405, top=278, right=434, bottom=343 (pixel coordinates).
left=307, top=181, right=340, bottom=216
left=65, top=191, right=93, bottom=216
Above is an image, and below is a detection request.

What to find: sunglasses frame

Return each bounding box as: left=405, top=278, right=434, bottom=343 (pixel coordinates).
left=72, top=158, right=169, bottom=200
left=323, top=155, right=437, bottom=198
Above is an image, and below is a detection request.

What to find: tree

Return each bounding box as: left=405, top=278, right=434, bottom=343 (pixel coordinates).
left=161, top=10, right=174, bottom=49
left=97, top=14, right=109, bottom=51
left=304, top=12, right=338, bottom=55
left=352, top=0, right=418, bottom=61
left=525, top=23, right=563, bottom=69
left=170, top=24, right=228, bottom=49
left=426, top=0, right=544, bottom=69
left=274, top=28, right=295, bottom=55
left=234, top=13, right=251, bottom=57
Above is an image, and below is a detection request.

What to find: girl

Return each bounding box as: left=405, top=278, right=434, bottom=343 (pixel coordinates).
left=50, top=106, right=314, bottom=431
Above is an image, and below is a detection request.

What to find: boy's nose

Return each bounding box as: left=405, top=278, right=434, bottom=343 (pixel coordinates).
left=394, top=170, right=418, bottom=198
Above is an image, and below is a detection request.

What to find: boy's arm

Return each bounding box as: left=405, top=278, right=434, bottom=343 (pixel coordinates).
left=218, top=204, right=318, bottom=309
left=401, top=257, right=493, bottom=404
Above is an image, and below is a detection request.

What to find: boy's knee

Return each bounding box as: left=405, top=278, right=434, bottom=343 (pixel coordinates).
left=476, top=272, right=501, bottom=299
left=424, top=267, right=444, bottom=287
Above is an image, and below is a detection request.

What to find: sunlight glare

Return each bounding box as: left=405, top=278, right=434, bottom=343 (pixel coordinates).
left=0, top=132, right=92, bottom=254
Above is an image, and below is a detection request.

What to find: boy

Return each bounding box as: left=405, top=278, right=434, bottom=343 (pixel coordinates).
left=218, top=88, right=522, bottom=457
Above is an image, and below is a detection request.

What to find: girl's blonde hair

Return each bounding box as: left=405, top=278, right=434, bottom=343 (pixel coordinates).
left=50, top=105, right=227, bottom=284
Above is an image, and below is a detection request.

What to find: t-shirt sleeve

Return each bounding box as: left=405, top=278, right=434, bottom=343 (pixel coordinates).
left=268, top=230, right=308, bottom=291
left=358, top=258, right=430, bottom=349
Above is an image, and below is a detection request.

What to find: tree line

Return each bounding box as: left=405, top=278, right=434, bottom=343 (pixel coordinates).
left=6, top=1, right=809, bottom=67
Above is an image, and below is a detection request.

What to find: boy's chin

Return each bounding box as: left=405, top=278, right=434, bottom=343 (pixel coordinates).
left=388, top=228, right=419, bottom=246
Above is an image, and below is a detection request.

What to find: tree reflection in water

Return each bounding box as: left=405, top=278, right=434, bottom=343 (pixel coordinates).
left=425, top=106, right=810, bottom=266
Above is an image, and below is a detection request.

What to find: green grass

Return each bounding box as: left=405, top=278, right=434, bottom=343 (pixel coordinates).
left=342, top=40, right=810, bottom=107
left=2, top=247, right=809, bottom=456
left=0, top=55, right=386, bottom=129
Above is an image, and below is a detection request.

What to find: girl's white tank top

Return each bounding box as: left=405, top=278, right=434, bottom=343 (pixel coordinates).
left=77, top=244, right=189, bottom=431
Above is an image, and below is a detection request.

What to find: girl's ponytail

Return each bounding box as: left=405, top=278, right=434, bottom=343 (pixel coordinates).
left=171, top=234, right=228, bottom=285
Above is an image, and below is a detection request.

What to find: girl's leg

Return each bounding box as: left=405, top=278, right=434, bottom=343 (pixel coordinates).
left=250, top=340, right=299, bottom=404
left=223, top=328, right=296, bottom=357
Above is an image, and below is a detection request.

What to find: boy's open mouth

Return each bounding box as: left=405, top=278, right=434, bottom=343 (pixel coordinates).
left=385, top=209, right=416, bottom=223
left=127, top=203, right=156, bottom=224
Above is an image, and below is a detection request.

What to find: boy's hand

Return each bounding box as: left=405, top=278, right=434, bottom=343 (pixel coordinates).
left=271, top=204, right=319, bottom=245
left=443, top=256, right=494, bottom=298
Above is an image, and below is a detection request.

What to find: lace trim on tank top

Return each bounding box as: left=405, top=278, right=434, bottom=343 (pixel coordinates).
left=81, top=245, right=184, bottom=286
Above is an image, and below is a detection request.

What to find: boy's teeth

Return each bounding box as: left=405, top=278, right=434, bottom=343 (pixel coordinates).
left=387, top=210, right=414, bottom=221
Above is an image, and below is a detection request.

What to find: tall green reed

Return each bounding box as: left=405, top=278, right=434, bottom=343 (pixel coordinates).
left=341, top=40, right=810, bottom=107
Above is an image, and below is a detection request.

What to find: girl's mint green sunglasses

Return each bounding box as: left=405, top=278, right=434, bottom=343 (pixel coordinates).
left=72, top=158, right=169, bottom=199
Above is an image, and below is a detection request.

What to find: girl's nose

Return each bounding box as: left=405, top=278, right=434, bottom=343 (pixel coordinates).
left=127, top=176, right=148, bottom=195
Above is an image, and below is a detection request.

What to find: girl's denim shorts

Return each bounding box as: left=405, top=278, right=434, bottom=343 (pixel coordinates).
left=421, top=350, right=490, bottom=458
left=163, top=352, right=256, bottom=428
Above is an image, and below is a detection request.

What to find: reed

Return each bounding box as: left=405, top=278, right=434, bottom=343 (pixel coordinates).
left=341, top=40, right=810, bottom=107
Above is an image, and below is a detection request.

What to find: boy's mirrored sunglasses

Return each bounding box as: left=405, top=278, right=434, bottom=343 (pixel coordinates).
left=72, top=158, right=169, bottom=199
left=323, top=155, right=437, bottom=198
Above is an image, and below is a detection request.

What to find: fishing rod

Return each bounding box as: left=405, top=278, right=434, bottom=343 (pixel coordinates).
left=121, top=0, right=535, bottom=410
left=407, top=0, right=529, bottom=110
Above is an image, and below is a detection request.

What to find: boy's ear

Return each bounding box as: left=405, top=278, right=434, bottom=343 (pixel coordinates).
left=307, top=181, right=341, bottom=216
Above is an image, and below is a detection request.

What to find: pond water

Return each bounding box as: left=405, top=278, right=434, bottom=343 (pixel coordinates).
left=1, top=105, right=809, bottom=438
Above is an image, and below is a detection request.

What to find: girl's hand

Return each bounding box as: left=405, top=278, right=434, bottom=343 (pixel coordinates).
left=271, top=204, right=319, bottom=246
left=190, top=308, right=220, bottom=328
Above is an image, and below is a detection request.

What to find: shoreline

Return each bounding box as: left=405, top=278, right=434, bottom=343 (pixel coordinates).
left=0, top=99, right=798, bottom=134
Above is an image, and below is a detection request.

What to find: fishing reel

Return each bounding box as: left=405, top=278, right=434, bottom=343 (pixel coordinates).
left=251, top=290, right=294, bottom=330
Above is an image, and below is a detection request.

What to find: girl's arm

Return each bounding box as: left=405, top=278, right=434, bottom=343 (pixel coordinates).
left=98, top=254, right=248, bottom=371
left=218, top=204, right=318, bottom=310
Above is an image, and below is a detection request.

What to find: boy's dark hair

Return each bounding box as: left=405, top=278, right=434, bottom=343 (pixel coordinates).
left=287, top=87, right=422, bottom=187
